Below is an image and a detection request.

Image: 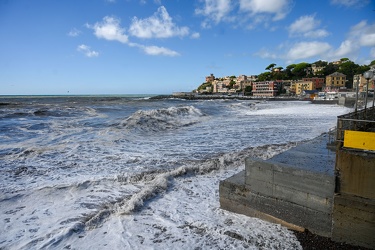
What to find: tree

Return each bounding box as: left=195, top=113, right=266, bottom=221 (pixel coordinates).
left=323, top=63, right=339, bottom=76
left=197, top=82, right=212, bottom=92
left=292, top=62, right=310, bottom=78
left=257, top=72, right=271, bottom=81
left=313, top=60, right=328, bottom=67
left=340, top=58, right=350, bottom=62
left=229, top=80, right=236, bottom=88
left=244, top=85, right=252, bottom=95
left=265, top=63, right=276, bottom=71
left=338, top=60, right=359, bottom=88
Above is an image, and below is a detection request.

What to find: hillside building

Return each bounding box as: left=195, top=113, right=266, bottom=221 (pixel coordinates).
left=252, top=81, right=282, bottom=97
left=303, top=77, right=324, bottom=90
left=325, top=72, right=346, bottom=91
left=295, top=81, right=315, bottom=95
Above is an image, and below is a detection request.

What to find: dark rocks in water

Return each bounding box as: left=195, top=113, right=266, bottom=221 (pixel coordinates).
left=14, top=166, right=29, bottom=175
left=34, top=110, right=49, bottom=116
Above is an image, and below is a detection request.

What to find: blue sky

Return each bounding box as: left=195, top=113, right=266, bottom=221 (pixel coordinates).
left=1, top=0, right=374, bottom=95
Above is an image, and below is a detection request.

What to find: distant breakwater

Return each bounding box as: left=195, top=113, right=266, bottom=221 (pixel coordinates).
left=150, top=94, right=301, bottom=102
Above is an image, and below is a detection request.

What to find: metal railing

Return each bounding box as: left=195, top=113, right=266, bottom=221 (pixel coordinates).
left=336, top=106, right=375, bottom=144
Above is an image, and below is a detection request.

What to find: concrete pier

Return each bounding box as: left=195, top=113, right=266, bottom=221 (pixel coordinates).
left=220, top=124, right=375, bottom=249
left=220, top=133, right=335, bottom=237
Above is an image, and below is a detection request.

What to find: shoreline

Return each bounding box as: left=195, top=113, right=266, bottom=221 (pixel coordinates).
left=151, top=94, right=302, bottom=102
left=151, top=94, right=341, bottom=105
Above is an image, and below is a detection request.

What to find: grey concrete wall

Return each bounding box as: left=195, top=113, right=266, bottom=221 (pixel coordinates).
left=335, top=149, right=375, bottom=199
left=244, top=158, right=334, bottom=237
left=219, top=157, right=335, bottom=237
left=332, top=149, right=375, bottom=249
left=332, top=193, right=375, bottom=249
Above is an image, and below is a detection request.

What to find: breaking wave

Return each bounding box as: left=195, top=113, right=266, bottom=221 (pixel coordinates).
left=120, top=106, right=206, bottom=132
left=77, top=141, right=300, bottom=231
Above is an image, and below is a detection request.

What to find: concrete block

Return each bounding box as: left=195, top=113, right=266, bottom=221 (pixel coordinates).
left=245, top=158, right=274, bottom=184
left=272, top=165, right=335, bottom=197
left=220, top=171, right=333, bottom=237
left=336, top=149, right=375, bottom=199
left=332, top=194, right=375, bottom=249
left=273, top=184, right=332, bottom=213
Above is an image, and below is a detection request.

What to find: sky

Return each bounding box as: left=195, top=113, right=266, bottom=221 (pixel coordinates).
left=1, top=0, right=375, bottom=95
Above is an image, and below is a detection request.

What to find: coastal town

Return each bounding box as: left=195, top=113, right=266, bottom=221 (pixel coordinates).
left=181, top=58, right=375, bottom=102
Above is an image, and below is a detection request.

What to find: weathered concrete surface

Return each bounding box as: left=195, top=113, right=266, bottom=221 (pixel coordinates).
left=335, top=149, right=375, bottom=199
left=332, top=148, right=375, bottom=249
left=332, top=193, right=375, bottom=249
left=269, top=133, right=335, bottom=175
left=219, top=171, right=305, bottom=232
left=220, top=134, right=335, bottom=237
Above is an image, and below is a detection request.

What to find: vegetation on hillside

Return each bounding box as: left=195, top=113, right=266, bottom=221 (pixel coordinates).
left=197, top=58, right=374, bottom=92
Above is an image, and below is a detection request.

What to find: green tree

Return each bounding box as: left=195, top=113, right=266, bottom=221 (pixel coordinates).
left=292, top=62, right=310, bottom=79
left=338, top=60, right=359, bottom=88
left=313, top=60, right=328, bottom=67
left=244, top=85, right=252, bottom=95
left=340, top=58, right=350, bottom=62
left=197, top=82, right=212, bottom=92
left=229, top=80, right=236, bottom=89
left=265, top=63, right=276, bottom=71
left=257, top=72, right=271, bottom=81
left=323, top=63, right=339, bottom=76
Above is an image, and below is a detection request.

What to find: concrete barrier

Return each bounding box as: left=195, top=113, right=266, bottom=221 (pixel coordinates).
left=332, top=193, right=375, bottom=249
left=220, top=157, right=334, bottom=237
left=332, top=148, right=375, bottom=249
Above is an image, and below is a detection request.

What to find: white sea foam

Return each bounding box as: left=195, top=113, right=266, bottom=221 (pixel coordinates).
left=0, top=97, right=352, bottom=249
left=120, top=105, right=206, bottom=132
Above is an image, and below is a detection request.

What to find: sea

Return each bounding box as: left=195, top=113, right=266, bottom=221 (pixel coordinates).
left=0, top=95, right=352, bottom=250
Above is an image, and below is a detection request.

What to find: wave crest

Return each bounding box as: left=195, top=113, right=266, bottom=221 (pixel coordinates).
left=120, top=106, right=205, bottom=132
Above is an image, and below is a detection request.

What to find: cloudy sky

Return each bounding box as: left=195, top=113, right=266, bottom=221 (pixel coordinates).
left=1, top=0, right=374, bottom=95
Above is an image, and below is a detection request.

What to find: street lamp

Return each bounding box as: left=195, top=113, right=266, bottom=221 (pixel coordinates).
left=363, top=70, right=374, bottom=111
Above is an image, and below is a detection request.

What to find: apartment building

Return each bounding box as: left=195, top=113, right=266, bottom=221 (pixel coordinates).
left=295, top=81, right=315, bottom=95
left=252, top=81, right=281, bottom=97
left=303, top=77, right=324, bottom=90
left=325, top=72, right=346, bottom=90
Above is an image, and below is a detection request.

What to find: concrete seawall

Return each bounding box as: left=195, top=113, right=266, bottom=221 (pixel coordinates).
left=220, top=130, right=375, bottom=249
left=220, top=133, right=335, bottom=237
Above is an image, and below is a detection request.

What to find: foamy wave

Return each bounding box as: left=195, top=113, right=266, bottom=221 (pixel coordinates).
left=120, top=106, right=205, bottom=132
left=113, top=141, right=298, bottom=215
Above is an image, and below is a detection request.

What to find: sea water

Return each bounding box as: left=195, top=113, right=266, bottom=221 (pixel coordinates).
left=0, top=96, right=351, bottom=249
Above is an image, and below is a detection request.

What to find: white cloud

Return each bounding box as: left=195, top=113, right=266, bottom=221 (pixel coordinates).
left=86, top=8, right=194, bottom=57
left=289, top=15, right=329, bottom=38
left=191, top=32, right=200, bottom=39
left=195, top=0, right=292, bottom=28
left=129, top=6, right=189, bottom=38
left=88, top=16, right=128, bottom=43
left=255, top=48, right=278, bottom=59
left=195, top=0, right=232, bottom=25
left=140, top=45, right=180, bottom=56
left=286, top=41, right=331, bottom=61
left=77, top=44, right=99, bottom=57
left=333, top=40, right=358, bottom=58
left=330, top=20, right=375, bottom=60
left=68, top=28, right=81, bottom=37
left=239, top=0, right=292, bottom=21
left=354, top=21, right=375, bottom=47
left=330, top=0, right=370, bottom=7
